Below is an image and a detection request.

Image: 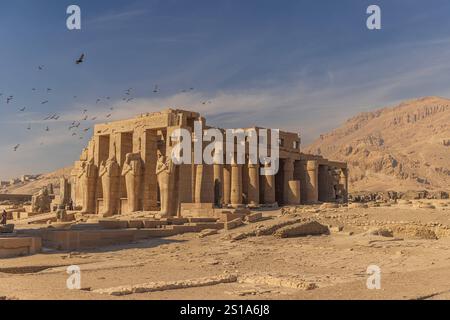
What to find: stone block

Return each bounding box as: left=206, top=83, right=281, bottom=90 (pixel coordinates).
left=225, top=218, right=244, bottom=230
left=0, top=236, right=42, bottom=258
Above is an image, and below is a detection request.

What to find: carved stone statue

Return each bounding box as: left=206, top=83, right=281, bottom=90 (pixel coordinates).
left=78, top=160, right=97, bottom=214
left=156, top=150, right=175, bottom=216
left=99, top=155, right=120, bottom=217
left=31, top=187, right=51, bottom=213
left=121, top=153, right=143, bottom=213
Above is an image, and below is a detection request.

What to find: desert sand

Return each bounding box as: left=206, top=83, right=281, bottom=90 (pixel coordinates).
left=2, top=200, right=450, bottom=300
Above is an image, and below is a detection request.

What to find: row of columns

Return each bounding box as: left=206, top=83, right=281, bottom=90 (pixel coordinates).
left=193, top=162, right=277, bottom=207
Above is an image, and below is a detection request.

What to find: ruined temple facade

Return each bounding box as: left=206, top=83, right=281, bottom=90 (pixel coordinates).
left=70, top=109, right=348, bottom=217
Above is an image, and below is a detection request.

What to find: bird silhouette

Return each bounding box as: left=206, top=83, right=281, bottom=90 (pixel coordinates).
left=75, top=53, right=85, bottom=64
left=106, top=114, right=112, bottom=118
left=45, top=126, right=50, bottom=132
left=19, top=107, right=26, bottom=112
left=13, top=144, right=20, bottom=151
left=153, top=85, right=159, bottom=93
left=38, top=65, right=44, bottom=70
left=41, top=100, right=49, bottom=104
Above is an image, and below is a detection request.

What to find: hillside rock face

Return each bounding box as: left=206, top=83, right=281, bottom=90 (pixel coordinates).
left=2, top=167, right=73, bottom=195
left=305, top=96, right=450, bottom=192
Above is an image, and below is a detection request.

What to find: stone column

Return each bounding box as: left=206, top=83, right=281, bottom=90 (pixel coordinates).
left=79, top=161, right=97, bottom=214
left=305, top=160, right=319, bottom=203
left=283, top=159, right=294, bottom=205
left=340, top=168, right=349, bottom=203
left=287, top=180, right=301, bottom=205
left=99, top=157, right=120, bottom=217
left=247, top=163, right=260, bottom=206
left=194, top=164, right=204, bottom=204
left=121, top=153, right=143, bottom=213
left=230, top=163, right=243, bottom=207
left=261, top=163, right=276, bottom=205
left=222, top=164, right=231, bottom=205
left=59, top=177, right=71, bottom=207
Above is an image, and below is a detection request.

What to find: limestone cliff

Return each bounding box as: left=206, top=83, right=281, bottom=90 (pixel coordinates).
left=304, top=96, right=450, bottom=192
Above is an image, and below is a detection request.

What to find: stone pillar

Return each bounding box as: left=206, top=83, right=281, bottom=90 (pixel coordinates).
left=305, top=160, right=319, bottom=203
left=222, top=164, right=231, bottom=205
left=79, top=161, right=97, bottom=214
left=99, top=157, right=120, bottom=217
left=194, top=164, right=204, bottom=204
left=194, top=164, right=215, bottom=203
left=261, top=163, right=276, bottom=205
left=156, top=151, right=175, bottom=217
left=287, top=180, right=301, bottom=205
left=230, top=164, right=243, bottom=207
left=283, top=159, right=294, bottom=205
left=213, top=163, right=223, bottom=206
left=59, top=177, right=71, bottom=207
left=340, top=168, right=349, bottom=203
left=121, top=153, right=143, bottom=213
left=247, top=163, right=260, bottom=206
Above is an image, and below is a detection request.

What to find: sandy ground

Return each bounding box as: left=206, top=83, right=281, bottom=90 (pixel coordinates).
left=1, top=200, right=450, bottom=300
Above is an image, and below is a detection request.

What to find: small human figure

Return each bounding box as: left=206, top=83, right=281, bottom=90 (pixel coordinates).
left=1, top=210, right=7, bottom=225
left=68, top=200, right=74, bottom=211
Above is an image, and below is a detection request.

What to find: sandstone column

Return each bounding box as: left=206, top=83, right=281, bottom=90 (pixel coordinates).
left=247, top=163, right=260, bottom=206
left=194, top=164, right=204, bottom=204
left=79, top=160, right=97, bottom=214
left=305, top=160, right=319, bottom=203
left=339, top=168, right=349, bottom=203
left=230, top=163, right=243, bottom=207
left=122, top=153, right=143, bottom=213
left=261, top=163, right=276, bottom=205
left=283, top=159, right=294, bottom=205
left=156, top=151, right=175, bottom=216
left=98, top=157, right=120, bottom=217
left=287, top=180, right=301, bottom=205
left=222, top=164, right=231, bottom=206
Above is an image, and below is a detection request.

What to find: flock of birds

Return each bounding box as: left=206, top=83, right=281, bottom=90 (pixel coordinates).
left=3, top=53, right=213, bottom=152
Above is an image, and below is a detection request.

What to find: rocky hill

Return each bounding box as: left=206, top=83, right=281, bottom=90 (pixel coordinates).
left=1, top=167, right=73, bottom=195
left=305, top=96, right=450, bottom=192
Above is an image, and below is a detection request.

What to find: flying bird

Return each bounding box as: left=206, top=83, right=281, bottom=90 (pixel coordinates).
left=75, top=53, right=85, bottom=65
left=38, top=65, right=44, bottom=70
left=153, top=85, right=159, bottom=93
left=13, top=144, right=20, bottom=151
left=19, top=107, right=26, bottom=112
left=41, top=100, right=49, bottom=104
left=106, top=114, right=112, bottom=118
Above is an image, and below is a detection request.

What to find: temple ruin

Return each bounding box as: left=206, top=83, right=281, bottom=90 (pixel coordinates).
left=70, top=109, right=348, bottom=217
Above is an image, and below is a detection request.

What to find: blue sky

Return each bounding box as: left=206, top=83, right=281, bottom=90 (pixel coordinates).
left=1, top=0, right=450, bottom=179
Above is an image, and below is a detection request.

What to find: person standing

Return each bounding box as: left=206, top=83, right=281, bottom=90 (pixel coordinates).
left=1, top=210, right=7, bottom=225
